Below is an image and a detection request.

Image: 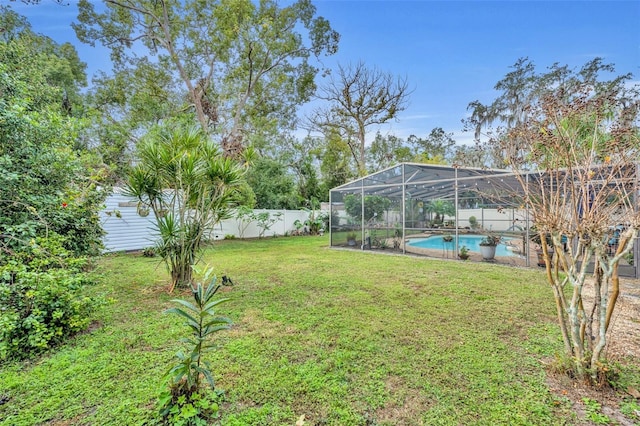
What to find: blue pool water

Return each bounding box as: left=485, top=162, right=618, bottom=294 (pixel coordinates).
left=408, top=235, right=517, bottom=257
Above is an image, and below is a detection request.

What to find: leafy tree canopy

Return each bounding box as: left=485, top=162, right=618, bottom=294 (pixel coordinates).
left=318, top=131, right=357, bottom=193
left=344, top=194, right=391, bottom=223
left=245, top=156, right=299, bottom=209
left=73, top=0, right=339, bottom=158
left=1, top=6, right=87, bottom=116
left=366, top=132, right=413, bottom=172
left=407, top=127, right=456, bottom=164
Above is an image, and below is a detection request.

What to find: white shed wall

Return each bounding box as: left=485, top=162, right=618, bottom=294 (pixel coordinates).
left=101, top=193, right=159, bottom=252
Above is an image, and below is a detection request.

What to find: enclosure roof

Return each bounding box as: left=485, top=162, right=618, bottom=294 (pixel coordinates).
left=330, top=163, right=521, bottom=201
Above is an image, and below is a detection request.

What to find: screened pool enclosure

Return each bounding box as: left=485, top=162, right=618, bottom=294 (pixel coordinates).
left=329, top=163, right=640, bottom=277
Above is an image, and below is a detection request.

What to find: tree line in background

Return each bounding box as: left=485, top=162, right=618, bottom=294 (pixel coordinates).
left=4, top=1, right=498, bottom=210
left=1, top=1, right=509, bottom=216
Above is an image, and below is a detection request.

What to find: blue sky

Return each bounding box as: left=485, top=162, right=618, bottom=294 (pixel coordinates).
left=11, top=0, right=640, bottom=146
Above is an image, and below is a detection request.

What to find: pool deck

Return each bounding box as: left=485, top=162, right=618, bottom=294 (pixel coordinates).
left=400, top=232, right=536, bottom=267
left=336, top=230, right=635, bottom=276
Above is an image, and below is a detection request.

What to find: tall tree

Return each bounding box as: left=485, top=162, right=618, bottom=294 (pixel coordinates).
left=73, top=0, right=339, bottom=158
left=465, top=58, right=538, bottom=140
left=309, top=61, right=411, bottom=174
left=1, top=6, right=87, bottom=116
left=365, top=131, right=412, bottom=172
left=450, top=144, right=488, bottom=168
left=464, top=57, right=588, bottom=169
left=0, top=6, right=104, bottom=257
left=245, top=156, right=299, bottom=209
left=318, top=131, right=357, bottom=193
left=273, top=134, right=325, bottom=204
left=407, top=127, right=456, bottom=164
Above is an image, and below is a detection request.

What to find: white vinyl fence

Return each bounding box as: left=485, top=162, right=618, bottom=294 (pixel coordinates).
left=101, top=191, right=315, bottom=252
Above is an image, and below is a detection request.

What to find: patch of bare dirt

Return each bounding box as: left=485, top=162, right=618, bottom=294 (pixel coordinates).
left=77, top=320, right=102, bottom=336
left=374, top=375, right=434, bottom=425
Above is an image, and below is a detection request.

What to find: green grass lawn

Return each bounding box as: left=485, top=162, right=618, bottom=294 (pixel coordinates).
left=1, top=236, right=637, bottom=425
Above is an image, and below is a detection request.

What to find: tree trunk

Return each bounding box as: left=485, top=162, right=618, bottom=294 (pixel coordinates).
left=170, top=263, right=194, bottom=293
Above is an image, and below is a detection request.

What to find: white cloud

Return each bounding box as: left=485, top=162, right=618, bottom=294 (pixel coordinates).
left=400, top=114, right=438, bottom=121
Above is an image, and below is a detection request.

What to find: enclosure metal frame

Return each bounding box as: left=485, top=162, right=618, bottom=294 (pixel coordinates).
left=329, top=162, right=640, bottom=278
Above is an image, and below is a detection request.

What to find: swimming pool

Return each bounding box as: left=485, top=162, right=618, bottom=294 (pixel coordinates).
left=407, top=235, right=518, bottom=257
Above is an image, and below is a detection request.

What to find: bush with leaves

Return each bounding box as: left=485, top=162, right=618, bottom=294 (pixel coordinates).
left=0, top=236, right=100, bottom=360
left=158, top=268, right=232, bottom=425
left=253, top=211, right=283, bottom=238
left=303, top=199, right=329, bottom=235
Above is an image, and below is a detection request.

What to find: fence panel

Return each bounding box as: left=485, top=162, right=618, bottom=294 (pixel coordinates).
left=101, top=192, right=315, bottom=252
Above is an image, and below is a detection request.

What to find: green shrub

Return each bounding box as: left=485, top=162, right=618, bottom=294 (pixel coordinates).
left=469, top=216, right=478, bottom=229
left=0, top=236, right=102, bottom=361
left=0, top=264, right=98, bottom=360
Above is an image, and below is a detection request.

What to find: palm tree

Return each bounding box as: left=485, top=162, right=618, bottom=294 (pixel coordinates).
left=425, top=200, right=455, bottom=224
left=125, top=125, right=245, bottom=291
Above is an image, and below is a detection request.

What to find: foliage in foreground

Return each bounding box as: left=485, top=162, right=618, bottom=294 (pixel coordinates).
left=0, top=8, right=106, bottom=361
left=0, top=237, right=100, bottom=361
left=159, top=269, right=232, bottom=425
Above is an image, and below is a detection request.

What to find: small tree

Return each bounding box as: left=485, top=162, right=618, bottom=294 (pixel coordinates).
left=235, top=205, right=254, bottom=239
left=159, top=268, right=231, bottom=424
left=499, top=60, right=640, bottom=383
left=125, top=125, right=244, bottom=291
left=344, top=194, right=391, bottom=223
left=254, top=211, right=283, bottom=238
left=424, top=199, right=456, bottom=224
